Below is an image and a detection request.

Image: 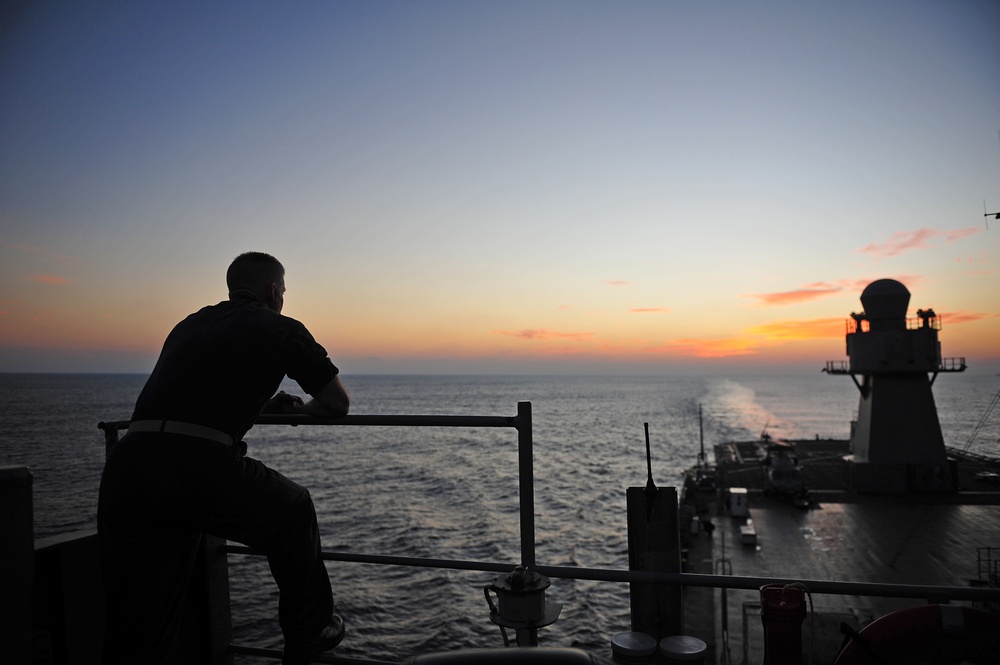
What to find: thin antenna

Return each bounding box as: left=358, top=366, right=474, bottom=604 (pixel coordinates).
left=644, top=422, right=656, bottom=492
left=698, top=403, right=705, bottom=466
left=642, top=422, right=658, bottom=520
left=982, top=130, right=1000, bottom=230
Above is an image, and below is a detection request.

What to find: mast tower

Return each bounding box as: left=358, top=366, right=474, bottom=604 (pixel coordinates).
left=823, top=279, right=966, bottom=493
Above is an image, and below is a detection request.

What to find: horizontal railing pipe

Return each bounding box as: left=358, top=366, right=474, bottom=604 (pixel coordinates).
left=225, top=545, right=1000, bottom=604
left=254, top=413, right=523, bottom=428
left=99, top=413, right=527, bottom=439
left=228, top=643, right=394, bottom=665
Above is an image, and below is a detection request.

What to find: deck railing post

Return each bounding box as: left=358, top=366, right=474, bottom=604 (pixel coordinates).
left=202, top=534, right=234, bottom=665
left=517, top=401, right=535, bottom=570
left=627, top=485, right=683, bottom=640
left=0, top=466, right=33, bottom=665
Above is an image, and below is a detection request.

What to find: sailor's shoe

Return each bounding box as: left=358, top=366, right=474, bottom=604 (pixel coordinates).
left=282, top=615, right=345, bottom=664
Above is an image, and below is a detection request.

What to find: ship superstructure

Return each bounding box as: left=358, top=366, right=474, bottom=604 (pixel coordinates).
left=824, top=278, right=965, bottom=492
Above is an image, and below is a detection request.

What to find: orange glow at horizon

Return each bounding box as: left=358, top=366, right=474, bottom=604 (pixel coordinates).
left=745, top=317, right=846, bottom=340
left=2, top=277, right=997, bottom=370
left=493, top=329, right=597, bottom=341
left=642, top=337, right=763, bottom=358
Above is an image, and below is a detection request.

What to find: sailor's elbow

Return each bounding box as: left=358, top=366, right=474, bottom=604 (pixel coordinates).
left=332, top=397, right=350, bottom=417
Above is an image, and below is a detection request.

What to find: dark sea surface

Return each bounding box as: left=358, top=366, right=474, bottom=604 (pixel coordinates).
left=3, top=372, right=999, bottom=661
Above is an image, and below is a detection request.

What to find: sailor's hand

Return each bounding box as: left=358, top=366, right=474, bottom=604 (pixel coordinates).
left=264, top=391, right=304, bottom=414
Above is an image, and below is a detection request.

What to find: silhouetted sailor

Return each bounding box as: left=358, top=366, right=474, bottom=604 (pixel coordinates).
left=98, top=251, right=350, bottom=664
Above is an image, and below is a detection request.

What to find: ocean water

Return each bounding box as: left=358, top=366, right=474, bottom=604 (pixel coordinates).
left=3, top=371, right=999, bottom=661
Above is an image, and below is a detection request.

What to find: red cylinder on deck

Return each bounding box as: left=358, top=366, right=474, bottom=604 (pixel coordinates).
left=759, top=584, right=806, bottom=665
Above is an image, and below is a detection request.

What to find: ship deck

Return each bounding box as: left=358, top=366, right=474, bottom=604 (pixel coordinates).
left=681, top=439, right=1000, bottom=664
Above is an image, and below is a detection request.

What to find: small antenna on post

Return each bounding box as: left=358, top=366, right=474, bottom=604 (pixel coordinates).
left=627, top=421, right=683, bottom=638
left=698, top=404, right=705, bottom=467
left=644, top=422, right=656, bottom=494
left=985, top=130, right=1000, bottom=231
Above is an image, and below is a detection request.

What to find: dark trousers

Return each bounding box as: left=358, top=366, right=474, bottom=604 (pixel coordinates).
left=97, top=432, right=333, bottom=664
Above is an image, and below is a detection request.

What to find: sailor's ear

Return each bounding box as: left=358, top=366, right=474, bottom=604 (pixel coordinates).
left=265, top=282, right=278, bottom=308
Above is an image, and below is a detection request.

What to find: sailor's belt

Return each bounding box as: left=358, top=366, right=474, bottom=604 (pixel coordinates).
left=128, top=420, right=234, bottom=447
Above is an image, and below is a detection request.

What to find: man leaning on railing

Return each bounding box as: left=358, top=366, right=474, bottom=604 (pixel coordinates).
left=98, top=251, right=351, bottom=665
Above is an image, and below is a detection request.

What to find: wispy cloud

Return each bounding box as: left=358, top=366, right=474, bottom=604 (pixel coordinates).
left=747, top=282, right=841, bottom=306
left=630, top=307, right=670, bottom=314
left=606, top=280, right=629, bottom=287
left=494, top=329, right=595, bottom=341
left=26, top=273, right=71, bottom=285
left=0, top=237, right=73, bottom=262
left=859, top=227, right=980, bottom=258
left=748, top=276, right=926, bottom=307
left=937, top=310, right=994, bottom=325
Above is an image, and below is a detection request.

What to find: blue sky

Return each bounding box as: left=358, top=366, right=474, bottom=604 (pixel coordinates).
left=1, top=1, right=998, bottom=374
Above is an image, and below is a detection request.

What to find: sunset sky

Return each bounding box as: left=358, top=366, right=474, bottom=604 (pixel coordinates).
left=2, top=1, right=998, bottom=375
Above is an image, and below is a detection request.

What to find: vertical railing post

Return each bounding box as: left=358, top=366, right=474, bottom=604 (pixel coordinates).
left=202, top=535, right=234, bottom=665
left=627, top=485, right=683, bottom=640
left=517, top=401, right=535, bottom=569
left=0, top=466, right=34, bottom=665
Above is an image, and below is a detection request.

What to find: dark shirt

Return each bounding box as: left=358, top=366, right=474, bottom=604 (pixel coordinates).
left=132, top=297, right=338, bottom=441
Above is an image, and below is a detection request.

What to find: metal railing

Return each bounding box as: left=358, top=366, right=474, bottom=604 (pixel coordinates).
left=97, top=402, right=1000, bottom=664
left=843, top=315, right=945, bottom=335
left=822, top=358, right=967, bottom=375
left=100, top=403, right=539, bottom=575
left=940, top=357, right=967, bottom=372
left=822, top=360, right=849, bottom=374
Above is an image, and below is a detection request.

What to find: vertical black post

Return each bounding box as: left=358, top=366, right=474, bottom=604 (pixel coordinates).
left=0, top=466, right=34, bottom=665
left=517, top=401, right=535, bottom=570
left=516, top=401, right=539, bottom=647
left=627, top=485, right=683, bottom=640
left=202, top=535, right=234, bottom=665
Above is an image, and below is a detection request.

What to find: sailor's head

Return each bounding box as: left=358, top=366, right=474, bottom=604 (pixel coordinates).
left=227, top=251, right=286, bottom=313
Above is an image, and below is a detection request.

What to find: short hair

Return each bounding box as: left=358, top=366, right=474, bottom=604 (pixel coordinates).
left=226, top=252, right=285, bottom=294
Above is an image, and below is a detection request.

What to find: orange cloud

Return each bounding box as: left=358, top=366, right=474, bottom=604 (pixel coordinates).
left=494, top=329, right=596, bottom=341
left=607, top=280, right=630, bottom=287
left=748, top=282, right=841, bottom=306
left=630, top=307, right=670, bottom=313
left=858, top=227, right=980, bottom=257
left=938, top=310, right=995, bottom=325
left=26, top=274, right=71, bottom=285
left=750, top=276, right=929, bottom=307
